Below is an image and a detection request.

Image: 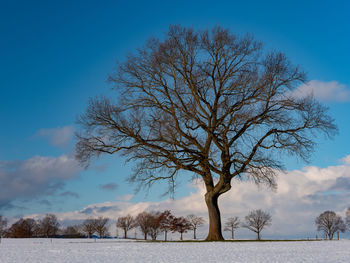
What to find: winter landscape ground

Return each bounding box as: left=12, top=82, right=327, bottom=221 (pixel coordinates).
left=0, top=238, right=349, bottom=263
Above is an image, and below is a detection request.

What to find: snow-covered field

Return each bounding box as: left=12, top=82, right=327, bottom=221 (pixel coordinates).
left=0, top=238, right=349, bottom=263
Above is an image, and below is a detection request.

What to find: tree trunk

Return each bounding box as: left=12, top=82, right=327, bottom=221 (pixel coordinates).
left=257, top=231, right=260, bottom=240
left=124, top=229, right=127, bottom=239
left=232, top=229, right=234, bottom=240
left=164, top=231, right=167, bottom=241
left=180, top=232, right=183, bottom=241
left=205, top=192, right=224, bottom=241
left=144, top=232, right=147, bottom=240
left=194, top=228, right=196, bottom=239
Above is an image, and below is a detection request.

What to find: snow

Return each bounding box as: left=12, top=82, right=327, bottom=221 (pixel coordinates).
left=1, top=238, right=350, bottom=263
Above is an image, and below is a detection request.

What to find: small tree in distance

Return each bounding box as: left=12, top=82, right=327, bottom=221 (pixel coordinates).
left=0, top=215, right=7, bottom=243
left=186, top=214, right=205, bottom=240
left=6, top=218, right=37, bottom=238
left=224, top=216, right=240, bottom=240
left=81, top=218, right=96, bottom=238
left=148, top=212, right=161, bottom=240
left=38, top=214, right=60, bottom=238
left=158, top=210, right=174, bottom=241
left=116, top=215, right=135, bottom=239
left=136, top=211, right=151, bottom=240
left=345, top=208, right=350, bottom=230
left=171, top=216, right=191, bottom=241
left=315, top=211, right=346, bottom=240
left=93, top=217, right=109, bottom=238
left=242, top=210, right=271, bottom=240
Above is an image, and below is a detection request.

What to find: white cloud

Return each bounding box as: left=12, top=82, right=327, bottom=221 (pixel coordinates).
left=341, top=155, right=350, bottom=165
left=0, top=155, right=81, bottom=208
left=116, top=194, right=134, bottom=201
left=20, top=155, right=350, bottom=239
left=36, top=126, right=74, bottom=147
left=291, top=80, right=350, bottom=102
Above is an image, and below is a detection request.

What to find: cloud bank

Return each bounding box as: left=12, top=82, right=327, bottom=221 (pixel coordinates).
left=0, top=155, right=81, bottom=209
left=23, top=154, right=348, bottom=239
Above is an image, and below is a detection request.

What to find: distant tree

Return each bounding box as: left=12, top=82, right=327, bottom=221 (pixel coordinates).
left=315, top=211, right=346, bottom=240
left=171, top=216, right=191, bottom=241
left=148, top=212, right=161, bottom=240
left=224, top=216, right=240, bottom=240
left=345, top=207, right=350, bottom=230
left=186, top=214, right=205, bottom=240
left=242, top=210, right=271, bottom=240
left=76, top=25, right=337, bottom=241
left=117, top=215, right=136, bottom=239
left=61, top=225, right=83, bottom=238
left=158, top=210, right=174, bottom=241
left=135, top=211, right=152, bottom=240
left=81, top=218, right=96, bottom=238
left=93, top=217, right=109, bottom=238
left=0, top=215, right=8, bottom=243
left=38, top=214, right=60, bottom=238
left=6, top=218, right=37, bottom=238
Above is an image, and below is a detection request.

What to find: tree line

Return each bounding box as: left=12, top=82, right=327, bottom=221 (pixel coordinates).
left=0, top=211, right=204, bottom=241
left=0, top=209, right=272, bottom=240
left=1, top=208, right=349, bottom=241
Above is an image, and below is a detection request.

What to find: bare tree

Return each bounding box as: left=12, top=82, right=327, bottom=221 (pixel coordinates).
left=0, top=215, right=7, bottom=243
left=158, top=210, right=174, bottom=241
left=81, top=218, right=96, bottom=238
left=117, top=214, right=135, bottom=239
left=224, top=216, right=240, bottom=240
left=315, top=211, right=346, bottom=240
left=93, top=217, right=109, bottom=238
left=135, top=211, right=152, bottom=240
left=242, top=210, right=271, bottom=240
left=61, top=225, right=83, bottom=238
left=6, top=218, right=37, bottom=238
left=38, top=214, right=60, bottom=238
left=148, top=212, right=162, bottom=240
left=171, top=216, right=191, bottom=241
left=345, top=207, right=350, bottom=230
left=186, top=214, right=205, bottom=239
left=76, top=25, right=337, bottom=240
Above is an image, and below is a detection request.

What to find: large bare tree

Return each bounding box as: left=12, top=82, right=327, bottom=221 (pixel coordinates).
left=315, top=211, right=346, bottom=240
left=76, top=25, right=337, bottom=240
left=242, top=209, right=271, bottom=240
left=224, top=216, right=240, bottom=240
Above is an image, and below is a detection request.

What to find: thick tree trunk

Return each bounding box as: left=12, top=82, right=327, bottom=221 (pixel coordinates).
left=164, top=231, right=167, bottom=241
left=257, top=231, right=260, bottom=240
left=205, top=193, right=224, bottom=241
left=180, top=232, right=183, bottom=240
left=124, top=229, right=127, bottom=239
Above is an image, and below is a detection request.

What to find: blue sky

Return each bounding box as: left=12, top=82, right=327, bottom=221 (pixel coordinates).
left=1, top=0, right=350, bottom=238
